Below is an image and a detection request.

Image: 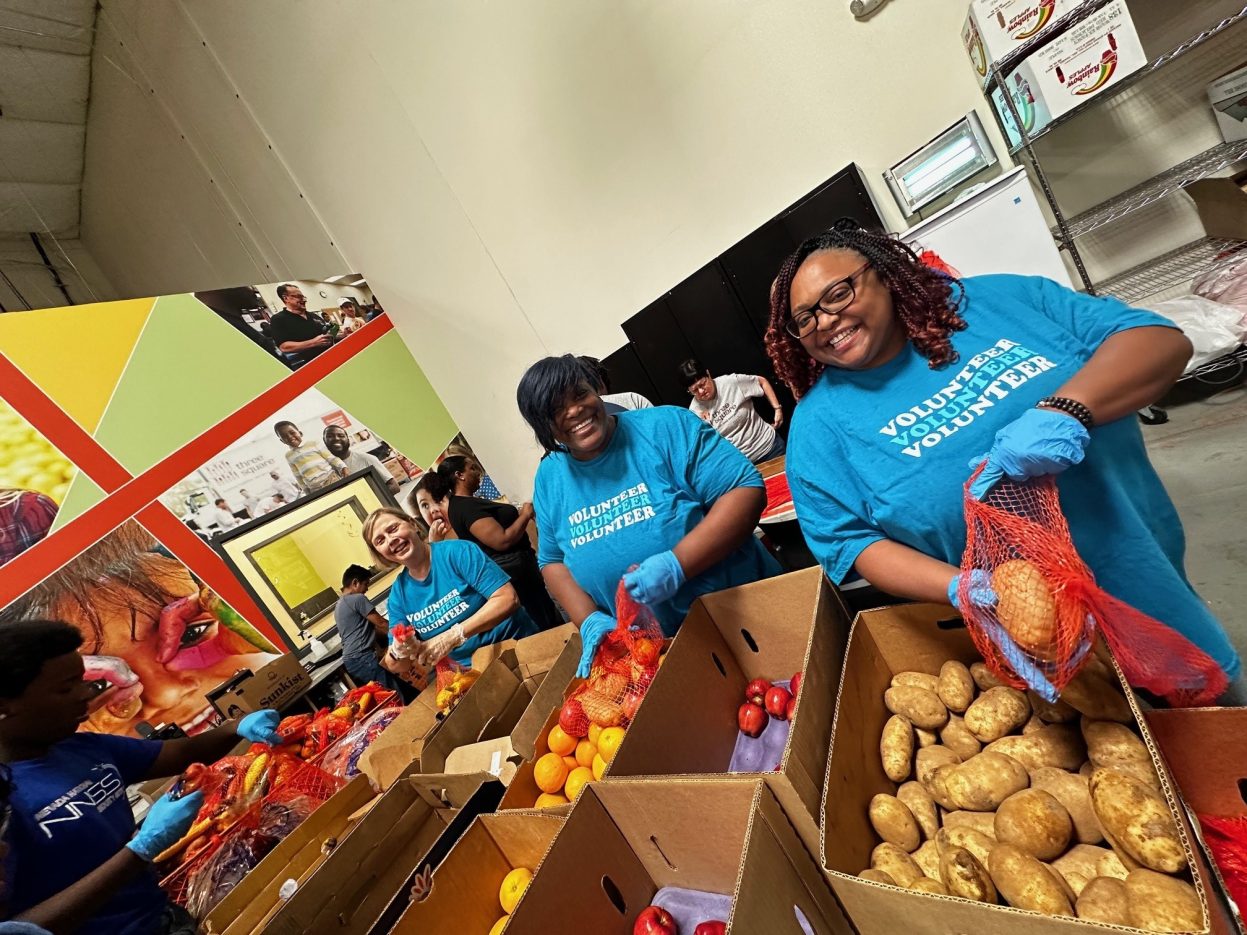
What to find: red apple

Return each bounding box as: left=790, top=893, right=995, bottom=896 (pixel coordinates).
left=765, top=685, right=793, bottom=720
left=744, top=677, right=771, bottom=706
left=786, top=695, right=797, bottom=720
left=738, top=702, right=768, bottom=738
left=635, top=905, right=679, bottom=935
left=790, top=671, right=802, bottom=697
left=694, top=922, right=726, bottom=935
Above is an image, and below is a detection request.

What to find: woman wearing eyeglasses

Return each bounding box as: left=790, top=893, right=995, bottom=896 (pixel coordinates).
left=766, top=222, right=1241, bottom=696
left=678, top=359, right=786, bottom=464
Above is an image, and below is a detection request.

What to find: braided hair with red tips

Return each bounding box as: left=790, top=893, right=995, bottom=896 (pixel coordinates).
left=765, top=220, right=968, bottom=397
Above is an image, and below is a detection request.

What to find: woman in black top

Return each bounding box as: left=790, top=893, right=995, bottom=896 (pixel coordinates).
left=433, top=458, right=563, bottom=631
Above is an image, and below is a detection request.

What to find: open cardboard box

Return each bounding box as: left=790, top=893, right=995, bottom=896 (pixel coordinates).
left=821, top=602, right=1215, bottom=935
left=390, top=810, right=565, bottom=934
left=503, top=779, right=851, bottom=934
left=206, top=653, right=311, bottom=718
left=1186, top=173, right=1247, bottom=242
left=360, top=624, right=578, bottom=788
left=603, top=568, right=850, bottom=856
left=257, top=771, right=503, bottom=935
left=497, top=677, right=585, bottom=813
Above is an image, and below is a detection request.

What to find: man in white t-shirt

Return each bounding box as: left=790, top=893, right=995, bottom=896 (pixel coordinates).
left=322, top=424, right=401, bottom=494
left=207, top=498, right=240, bottom=532
left=239, top=488, right=261, bottom=518
left=680, top=358, right=786, bottom=464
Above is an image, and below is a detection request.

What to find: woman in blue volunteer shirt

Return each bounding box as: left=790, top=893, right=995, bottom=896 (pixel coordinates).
left=517, top=355, right=781, bottom=676
left=0, top=620, right=283, bottom=934
left=362, top=508, right=535, bottom=673
left=765, top=221, right=1241, bottom=697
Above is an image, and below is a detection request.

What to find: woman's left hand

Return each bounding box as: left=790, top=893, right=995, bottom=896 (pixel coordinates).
left=623, top=551, right=686, bottom=606
left=968, top=408, right=1089, bottom=500
left=417, top=623, right=466, bottom=668
left=772, top=407, right=784, bottom=429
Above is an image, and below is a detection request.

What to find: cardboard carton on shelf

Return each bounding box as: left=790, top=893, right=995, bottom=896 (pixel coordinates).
left=1208, top=63, right=1247, bottom=143
left=499, top=779, right=850, bottom=934
left=962, top=0, right=1082, bottom=86
left=820, top=602, right=1215, bottom=935
left=602, top=568, right=851, bottom=857
left=359, top=623, right=578, bottom=789
left=989, top=60, right=1054, bottom=149
left=390, top=810, right=565, bottom=934
left=259, top=771, right=503, bottom=935
left=205, top=652, right=311, bottom=719
left=1185, top=173, right=1247, bottom=242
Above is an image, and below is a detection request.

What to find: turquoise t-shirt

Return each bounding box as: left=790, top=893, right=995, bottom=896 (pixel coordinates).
left=534, top=406, right=781, bottom=635
left=386, top=539, right=535, bottom=665
left=788, top=273, right=1239, bottom=680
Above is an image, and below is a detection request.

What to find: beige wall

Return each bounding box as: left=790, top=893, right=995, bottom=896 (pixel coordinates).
left=78, top=0, right=1224, bottom=495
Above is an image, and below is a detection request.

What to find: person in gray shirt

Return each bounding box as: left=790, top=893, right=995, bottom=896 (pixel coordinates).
left=334, top=565, right=413, bottom=700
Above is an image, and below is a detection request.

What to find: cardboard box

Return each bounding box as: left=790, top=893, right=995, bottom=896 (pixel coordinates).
left=259, top=771, right=503, bottom=935
left=603, top=568, right=851, bottom=857
left=390, top=811, right=565, bottom=934
left=359, top=624, right=578, bottom=788
left=990, top=60, right=1053, bottom=149
left=1209, top=63, right=1247, bottom=143
left=444, top=735, right=524, bottom=785
left=206, top=653, right=311, bottom=718
left=1030, top=0, right=1147, bottom=120
left=963, top=0, right=1081, bottom=85
left=501, top=780, right=851, bottom=934
left=820, top=602, right=1214, bottom=935
left=1185, top=174, right=1247, bottom=241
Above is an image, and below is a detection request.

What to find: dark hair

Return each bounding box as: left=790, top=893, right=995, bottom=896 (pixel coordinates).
left=677, top=358, right=708, bottom=388
left=577, top=356, right=611, bottom=393
left=274, top=420, right=297, bottom=438
left=276, top=283, right=298, bottom=301
left=0, top=620, right=84, bottom=699
left=214, top=498, right=227, bottom=507
left=436, top=456, right=469, bottom=486
left=516, top=355, right=603, bottom=454
left=414, top=470, right=452, bottom=503
left=765, top=221, right=967, bottom=397
left=341, top=564, right=370, bottom=589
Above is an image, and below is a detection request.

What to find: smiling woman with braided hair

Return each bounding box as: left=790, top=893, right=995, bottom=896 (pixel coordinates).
left=768, top=221, right=1242, bottom=698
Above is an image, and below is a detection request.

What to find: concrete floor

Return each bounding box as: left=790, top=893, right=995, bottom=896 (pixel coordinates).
left=1144, top=381, right=1247, bottom=660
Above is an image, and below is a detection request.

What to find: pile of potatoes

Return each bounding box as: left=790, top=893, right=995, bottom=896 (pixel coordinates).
left=860, top=658, right=1204, bottom=934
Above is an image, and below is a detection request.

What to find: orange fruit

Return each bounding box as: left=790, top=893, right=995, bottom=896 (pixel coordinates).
left=574, top=740, right=597, bottom=768
left=592, top=752, right=608, bottom=780
left=489, top=916, right=509, bottom=935
left=565, top=765, right=593, bottom=801
left=499, top=867, right=532, bottom=913
left=535, top=791, right=569, bottom=809
left=597, top=726, right=626, bottom=762
left=561, top=755, right=578, bottom=771
left=588, top=723, right=603, bottom=746
left=546, top=724, right=576, bottom=757
left=534, top=753, right=569, bottom=794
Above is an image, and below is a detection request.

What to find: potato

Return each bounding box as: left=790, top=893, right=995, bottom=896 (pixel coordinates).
left=915, top=745, right=962, bottom=784
left=927, top=765, right=960, bottom=811
left=985, top=724, right=1085, bottom=772
left=940, top=845, right=997, bottom=903
left=992, top=559, right=1057, bottom=656
left=936, top=826, right=994, bottom=866
left=1053, top=845, right=1113, bottom=897
left=939, top=715, right=982, bottom=761
left=1031, top=767, right=1103, bottom=845
left=988, top=843, right=1074, bottom=916
left=858, top=868, right=896, bottom=885
left=1061, top=669, right=1132, bottom=723
left=971, top=661, right=1006, bottom=691
left=892, top=671, right=939, bottom=692
left=1089, top=769, right=1187, bottom=873
left=1083, top=720, right=1159, bottom=788
left=994, top=789, right=1072, bottom=860
left=881, top=714, right=915, bottom=783
left=912, top=840, right=942, bottom=880
left=885, top=686, right=949, bottom=731
left=1022, top=713, right=1045, bottom=735
left=869, top=794, right=921, bottom=852
left=1097, top=849, right=1131, bottom=881
left=915, top=727, right=939, bottom=748
left=871, top=842, right=923, bottom=887
left=943, top=810, right=997, bottom=840
left=897, top=781, right=939, bottom=841
left=937, top=661, right=975, bottom=713
left=1126, top=869, right=1204, bottom=933
left=964, top=687, right=1030, bottom=742
left=1076, top=876, right=1131, bottom=926
left=909, top=877, right=949, bottom=896
left=946, top=752, right=1029, bottom=812
left=1045, top=862, right=1077, bottom=903
left=1029, top=691, right=1077, bottom=724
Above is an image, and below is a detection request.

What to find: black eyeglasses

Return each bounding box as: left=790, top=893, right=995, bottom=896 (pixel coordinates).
left=785, top=262, right=871, bottom=338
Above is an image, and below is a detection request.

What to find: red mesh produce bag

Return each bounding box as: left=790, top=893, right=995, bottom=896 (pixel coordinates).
left=1195, top=814, right=1247, bottom=913
left=560, top=581, right=664, bottom=738
left=960, top=471, right=1226, bottom=706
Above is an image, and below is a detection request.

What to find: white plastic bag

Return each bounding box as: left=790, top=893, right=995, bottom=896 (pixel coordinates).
left=1149, top=294, right=1247, bottom=372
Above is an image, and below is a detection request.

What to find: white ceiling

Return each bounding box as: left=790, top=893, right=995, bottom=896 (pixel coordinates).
left=0, top=0, right=95, bottom=238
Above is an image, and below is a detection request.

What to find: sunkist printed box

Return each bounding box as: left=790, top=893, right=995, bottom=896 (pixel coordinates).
left=1029, top=0, right=1147, bottom=120
left=962, top=0, right=1081, bottom=86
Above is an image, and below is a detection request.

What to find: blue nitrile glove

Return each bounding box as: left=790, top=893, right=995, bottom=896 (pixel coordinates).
left=968, top=408, right=1090, bottom=500
left=126, top=790, right=204, bottom=862
left=623, top=551, right=686, bottom=607
left=947, top=569, right=997, bottom=611
left=577, top=612, right=617, bottom=678
left=237, top=708, right=282, bottom=744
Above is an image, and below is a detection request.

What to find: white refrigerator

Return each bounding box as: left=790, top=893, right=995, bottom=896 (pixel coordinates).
left=899, top=166, right=1073, bottom=288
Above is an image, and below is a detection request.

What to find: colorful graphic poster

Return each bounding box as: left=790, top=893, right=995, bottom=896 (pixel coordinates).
left=0, top=397, right=77, bottom=568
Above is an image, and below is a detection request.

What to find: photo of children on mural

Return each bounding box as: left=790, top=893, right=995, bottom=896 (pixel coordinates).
left=0, top=395, right=77, bottom=568
left=160, top=388, right=417, bottom=541
left=0, top=519, right=281, bottom=738
left=192, top=273, right=384, bottom=370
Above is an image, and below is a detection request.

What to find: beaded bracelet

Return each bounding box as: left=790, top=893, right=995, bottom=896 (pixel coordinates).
left=1037, top=395, right=1094, bottom=429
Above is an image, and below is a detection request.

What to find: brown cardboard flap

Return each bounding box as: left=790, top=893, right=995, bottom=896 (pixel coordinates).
left=499, top=694, right=572, bottom=811
left=444, top=738, right=523, bottom=785
left=1186, top=176, right=1247, bottom=241
left=1147, top=707, right=1247, bottom=817
left=511, top=628, right=581, bottom=758
left=404, top=771, right=492, bottom=810
left=358, top=691, right=441, bottom=790
left=418, top=655, right=527, bottom=773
